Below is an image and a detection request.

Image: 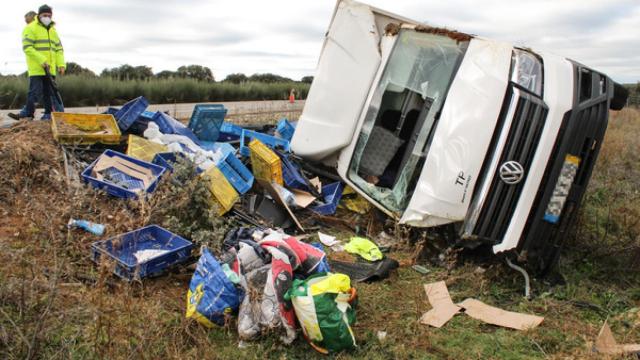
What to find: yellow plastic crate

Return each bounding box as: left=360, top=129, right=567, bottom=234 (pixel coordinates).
left=126, top=135, right=168, bottom=162
left=248, top=139, right=283, bottom=186
left=201, top=166, right=239, bottom=215
left=51, top=112, right=122, bottom=145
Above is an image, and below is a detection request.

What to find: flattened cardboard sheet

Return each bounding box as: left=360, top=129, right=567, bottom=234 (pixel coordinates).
left=594, top=320, right=640, bottom=355
left=291, top=189, right=316, bottom=208
left=92, top=155, right=154, bottom=189
left=419, top=281, right=461, bottom=328
left=458, top=298, right=544, bottom=331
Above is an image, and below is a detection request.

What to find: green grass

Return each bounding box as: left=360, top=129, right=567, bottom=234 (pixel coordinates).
left=0, top=75, right=310, bottom=109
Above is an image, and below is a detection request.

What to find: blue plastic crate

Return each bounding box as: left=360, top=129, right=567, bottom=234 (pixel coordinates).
left=217, top=153, right=254, bottom=194
left=127, top=110, right=157, bottom=134
left=278, top=153, right=308, bottom=191
left=238, top=129, right=291, bottom=157
left=82, top=149, right=166, bottom=199
left=104, top=107, right=119, bottom=115
left=220, top=121, right=244, bottom=136
left=91, top=225, right=193, bottom=280
left=199, top=141, right=236, bottom=158
left=152, top=112, right=200, bottom=144
left=139, top=110, right=155, bottom=120
left=311, top=182, right=344, bottom=215
left=218, top=121, right=243, bottom=142
left=115, top=96, right=149, bottom=131
left=276, top=118, right=296, bottom=141
left=152, top=152, right=177, bottom=173
left=218, top=132, right=240, bottom=142
left=188, top=104, right=227, bottom=142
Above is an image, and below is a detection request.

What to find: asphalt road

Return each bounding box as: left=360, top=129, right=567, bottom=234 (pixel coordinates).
left=0, top=100, right=305, bottom=122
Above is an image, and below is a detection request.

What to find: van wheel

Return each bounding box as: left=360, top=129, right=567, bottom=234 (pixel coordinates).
left=609, top=82, right=629, bottom=111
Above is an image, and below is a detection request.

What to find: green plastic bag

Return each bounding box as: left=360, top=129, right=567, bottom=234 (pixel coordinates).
left=285, top=273, right=357, bottom=353
left=344, top=237, right=383, bottom=261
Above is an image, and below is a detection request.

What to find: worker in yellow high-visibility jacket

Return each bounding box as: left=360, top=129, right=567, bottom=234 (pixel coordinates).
left=18, top=4, right=65, bottom=121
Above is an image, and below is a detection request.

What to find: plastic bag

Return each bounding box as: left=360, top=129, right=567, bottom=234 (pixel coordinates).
left=285, top=273, right=357, bottom=353
left=186, top=247, right=242, bottom=327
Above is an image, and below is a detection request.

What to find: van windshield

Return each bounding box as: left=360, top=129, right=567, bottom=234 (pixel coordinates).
left=347, top=29, right=468, bottom=214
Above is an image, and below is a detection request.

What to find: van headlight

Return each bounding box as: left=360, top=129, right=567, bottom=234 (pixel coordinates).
left=511, top=49, right=543, bottom=97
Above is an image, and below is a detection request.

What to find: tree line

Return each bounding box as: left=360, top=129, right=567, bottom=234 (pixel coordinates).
left=3, top=62, right=314, bottom=84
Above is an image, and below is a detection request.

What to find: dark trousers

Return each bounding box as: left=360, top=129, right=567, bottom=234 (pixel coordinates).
left=19, top=75, right=57, bottom=118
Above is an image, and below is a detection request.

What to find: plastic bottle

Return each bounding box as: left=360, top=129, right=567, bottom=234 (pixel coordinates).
left=68, top=219, right=105, bottom=236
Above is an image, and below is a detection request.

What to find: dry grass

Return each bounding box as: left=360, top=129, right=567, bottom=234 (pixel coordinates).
left=0, top=108, right=639, bottom=359
left=571, top=107, right=640, bottom=271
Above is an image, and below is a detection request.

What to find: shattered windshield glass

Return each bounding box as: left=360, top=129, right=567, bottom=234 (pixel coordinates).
left=347, top=29, right=468, bottom=214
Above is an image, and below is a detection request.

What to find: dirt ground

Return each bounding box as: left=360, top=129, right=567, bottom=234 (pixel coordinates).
left=0, top=108, right=639, bottom=359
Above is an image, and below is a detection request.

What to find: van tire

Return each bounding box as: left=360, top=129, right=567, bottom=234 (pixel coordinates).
left=609, top=82, right=629, bottom=111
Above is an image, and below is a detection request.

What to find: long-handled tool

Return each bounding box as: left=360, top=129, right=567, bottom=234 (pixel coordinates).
left=45, top=66, right=64, bottom=112
left=7, top=67, right=64, bottom=120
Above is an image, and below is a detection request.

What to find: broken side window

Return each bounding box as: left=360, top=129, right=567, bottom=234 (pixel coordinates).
left=347, top=29, right=468, bottom=214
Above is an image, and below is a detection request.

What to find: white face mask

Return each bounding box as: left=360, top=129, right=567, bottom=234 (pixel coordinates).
left=39, top=16, right=52, bottom=26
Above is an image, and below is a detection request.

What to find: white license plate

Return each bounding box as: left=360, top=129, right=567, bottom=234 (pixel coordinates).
left=543, top=155, right=581, bottom=224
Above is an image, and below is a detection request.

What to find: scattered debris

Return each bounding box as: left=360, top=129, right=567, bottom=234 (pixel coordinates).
left=83, top=149, right=166, bottom=198
left=257, top=179, right=304, bottom=231
left=318, top=232, right=341, bottom=248
left=458, top=299, right=544, bottom=331
left=67, top=218, right=105, bottom=236
left=594, top=320, right=640, bottom=355
left=505, top=257, right=532, bottom=299
left=344, top=236, right=383, bottom=261
left=51, top=112, right=121, bottom=145
left=339, top=185, right=371, bottom=214
left=91, top=225, right=194, bottom=280
left=420, top=281, right=544, bottom=330
left=419, top=281, right=461, bottom=328
left=186, top=247, right=241, bottom=327
left=328, top=257, right=398, bottom=282
left=286, top=273, right=357, bottom=353
left=133, top=249, right=170, bottom=263
left=375, top=231, right=399, bottom=251
left=412, top=264, right=430, bottom=275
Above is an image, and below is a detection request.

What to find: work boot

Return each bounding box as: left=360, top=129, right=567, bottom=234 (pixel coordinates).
left=17, top=110, right=34, bottom=121
left=7, top=113, right=20, bottom=120
left=40, top=113, right=52, bottom=121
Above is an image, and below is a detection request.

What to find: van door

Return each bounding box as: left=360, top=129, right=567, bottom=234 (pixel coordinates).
left=290, top=1, right=382, bottom=161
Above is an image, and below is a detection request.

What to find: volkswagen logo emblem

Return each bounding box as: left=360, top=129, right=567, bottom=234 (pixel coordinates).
left=499, top=161, right=525, bottom=185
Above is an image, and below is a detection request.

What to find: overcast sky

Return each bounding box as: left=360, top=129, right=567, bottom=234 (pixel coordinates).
left=1, top=0, right=638, bottom=83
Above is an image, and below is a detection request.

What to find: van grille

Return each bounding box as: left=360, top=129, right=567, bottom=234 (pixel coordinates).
left=473, top=88, right=548, bottom=243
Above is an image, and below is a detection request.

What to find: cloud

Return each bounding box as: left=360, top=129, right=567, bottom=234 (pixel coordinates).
left=271, top=21, right=327, bottom=43
left=0, top=0, right=638, bottom=83
left=136, top=33, right=252, bottom=48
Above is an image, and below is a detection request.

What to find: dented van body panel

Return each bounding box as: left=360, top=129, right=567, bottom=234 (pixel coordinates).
left=399, top=39, right=513, bottom=226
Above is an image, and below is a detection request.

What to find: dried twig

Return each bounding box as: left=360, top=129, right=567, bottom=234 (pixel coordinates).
left=0, top=307, right=32, bottom=355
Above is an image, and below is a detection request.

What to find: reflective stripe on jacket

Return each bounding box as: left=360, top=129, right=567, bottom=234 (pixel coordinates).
left=22, top=18, right=65, bottom=76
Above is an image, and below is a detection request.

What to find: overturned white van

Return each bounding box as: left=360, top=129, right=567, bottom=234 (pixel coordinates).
left=291, top=0, right=629, bottom=273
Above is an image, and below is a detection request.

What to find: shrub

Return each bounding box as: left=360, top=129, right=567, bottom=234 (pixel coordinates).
left=0, top=75, right=309, bottom=109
